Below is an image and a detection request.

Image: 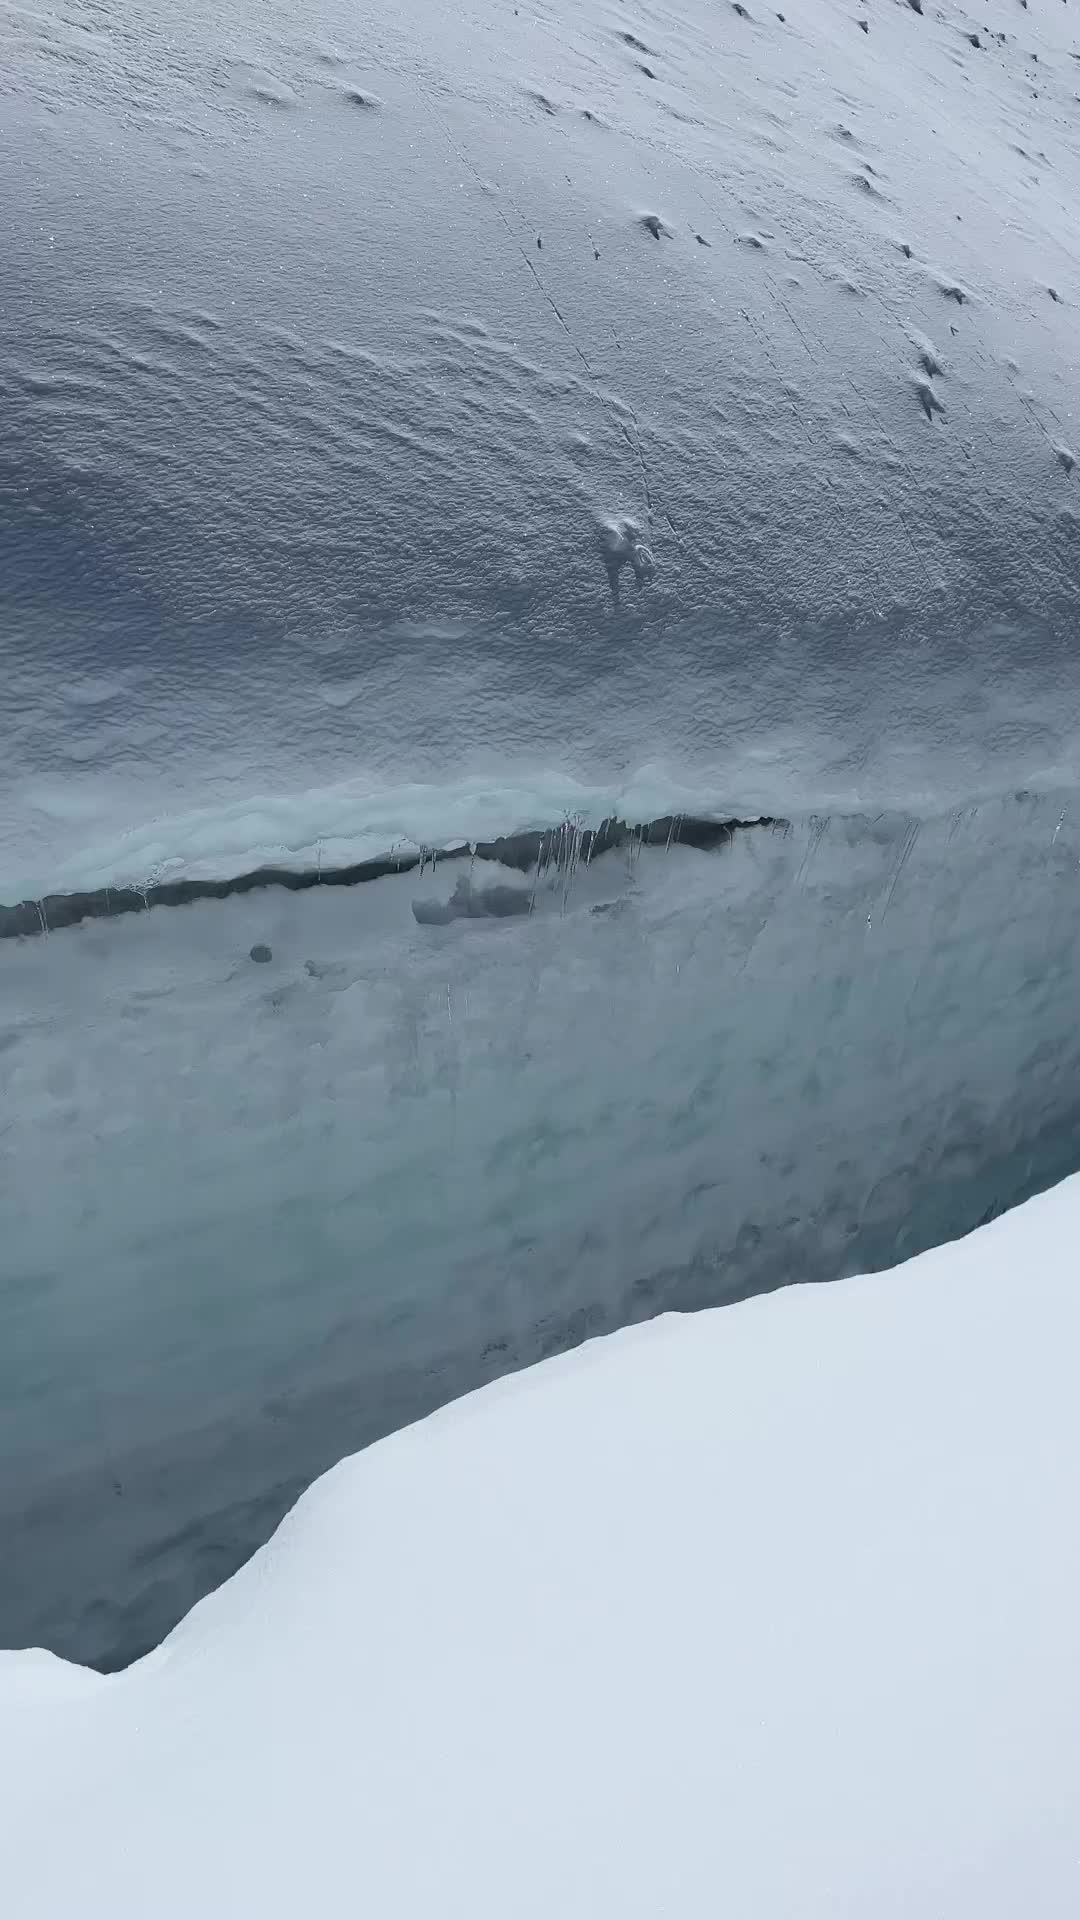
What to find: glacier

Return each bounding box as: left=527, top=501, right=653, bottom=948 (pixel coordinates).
left=5, top=0, right=1080, bottom=1674
left=5, top=795, right=1080, bottom=1666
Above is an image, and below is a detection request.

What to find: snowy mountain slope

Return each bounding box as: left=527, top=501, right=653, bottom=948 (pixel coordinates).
left=4, top=0, right=1080, bottom=892
left=3, top=1173, right=1078, bottom=1919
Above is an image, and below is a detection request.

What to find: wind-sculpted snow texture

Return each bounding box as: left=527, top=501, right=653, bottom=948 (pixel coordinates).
left=4, top=0, right=1080, bottom=890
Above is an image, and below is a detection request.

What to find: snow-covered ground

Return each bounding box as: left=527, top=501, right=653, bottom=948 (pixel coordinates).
left=3, top=1176, right=1078, bottom=1918
left=5, top=0, right=1080, bottom=891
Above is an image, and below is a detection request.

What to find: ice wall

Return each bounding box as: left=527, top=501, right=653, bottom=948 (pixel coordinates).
left=3, top=793, right=1080, bottom=1666
left=6, top=0, right=1080, bottom=1671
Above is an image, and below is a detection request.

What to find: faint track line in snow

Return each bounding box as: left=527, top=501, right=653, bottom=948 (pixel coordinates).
left=676, top=132, right=965, bottom=608
left=838, top=366, right=940, bottom=595
left=621, top=417, right=654, bottom=529
left=880, top=820, right=920, bottom=922
left=412, top=80, right=656, bottom=533
left=675, top=158, right=901, bottom=608
left=737, top=301, right=879, bottom=612
left=794, top=814, right=830, bottom=889
left=416, top=82, right=595, bottom=377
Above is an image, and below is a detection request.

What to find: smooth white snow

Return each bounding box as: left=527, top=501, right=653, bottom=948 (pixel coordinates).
left=3, top=1176, right=1078, bottom=1918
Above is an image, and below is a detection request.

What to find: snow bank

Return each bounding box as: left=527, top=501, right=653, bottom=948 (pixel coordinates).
left=3, top=1178, right=1078, bottom=1918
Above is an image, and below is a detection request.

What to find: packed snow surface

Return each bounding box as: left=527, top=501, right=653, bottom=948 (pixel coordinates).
left=3, top=1176, right=1078, bottom=1917
left=6, top=0, right=1080, bottom=891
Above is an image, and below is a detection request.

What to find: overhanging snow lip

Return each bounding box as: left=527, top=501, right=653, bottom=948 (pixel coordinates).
left=0, top=815, right=784, bottom=940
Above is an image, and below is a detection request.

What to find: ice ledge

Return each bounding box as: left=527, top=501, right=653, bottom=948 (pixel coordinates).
left=0, top=813, right=781, bottom=939
left=2, top=1175, right=1078, bottom=1916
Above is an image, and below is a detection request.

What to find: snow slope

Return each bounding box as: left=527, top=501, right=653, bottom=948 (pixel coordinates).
left=3, top=1175, right=1078, bottom=1918
left=5, top=0, right=1080, bottom=892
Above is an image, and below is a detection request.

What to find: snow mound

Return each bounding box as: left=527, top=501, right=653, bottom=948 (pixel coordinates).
left=3, top=1177, right=1078, bottom=1917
